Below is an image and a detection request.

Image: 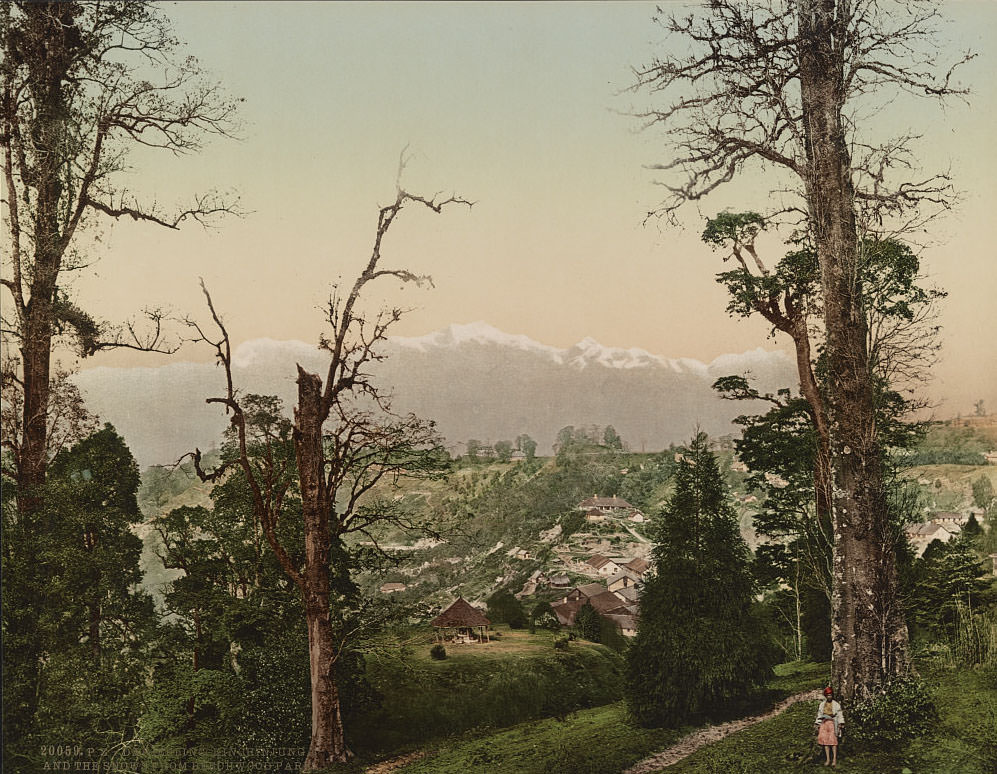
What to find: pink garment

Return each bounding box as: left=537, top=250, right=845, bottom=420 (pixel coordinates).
left=817, top=719, right=838, bottom=746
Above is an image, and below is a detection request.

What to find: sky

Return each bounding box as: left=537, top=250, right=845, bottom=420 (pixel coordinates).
left=63, top=1, right=997, bottom=417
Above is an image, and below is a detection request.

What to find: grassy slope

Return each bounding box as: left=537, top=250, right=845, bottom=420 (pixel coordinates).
left=348, top=626, right=625, bottom=757
left=384, top=661, right=996, bottom=774
left=665, top=661, right=997, bottom=774
left=387, top=662, right=827, bottom=774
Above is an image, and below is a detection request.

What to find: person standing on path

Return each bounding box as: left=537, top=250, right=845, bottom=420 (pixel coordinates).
left=814, top=686, right=844, bottom=767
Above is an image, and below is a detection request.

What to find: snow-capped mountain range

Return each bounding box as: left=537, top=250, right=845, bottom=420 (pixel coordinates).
left=72, top=321, right=797, bottom=468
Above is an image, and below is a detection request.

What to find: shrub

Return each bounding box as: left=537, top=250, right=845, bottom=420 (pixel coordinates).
left=848, top=676, right=937, bottom=749
left=952, top=603, right=997, bottom=668
left=553, top=635, right=570, bottom=650
left=429, top=644, right=447, bottom=661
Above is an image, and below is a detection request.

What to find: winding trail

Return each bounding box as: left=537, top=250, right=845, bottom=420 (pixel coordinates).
left=364, top=689, right=820, bottom=774
left=623, top=689, right=821, bottom=773
left=364, top=751, right=427, bottom=774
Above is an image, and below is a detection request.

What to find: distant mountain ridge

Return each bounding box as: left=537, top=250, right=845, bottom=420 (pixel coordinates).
left=72, top=322, right=797, bottom=468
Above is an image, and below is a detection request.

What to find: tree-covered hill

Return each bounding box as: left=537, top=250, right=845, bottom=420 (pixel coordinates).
left=132, top=419, right=997, bottom=614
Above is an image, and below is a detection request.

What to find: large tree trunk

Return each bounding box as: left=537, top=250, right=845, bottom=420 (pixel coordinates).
left=20, top=315, right=54, bottom=512
left=296, top=369, right=351, bottom=770
left=14, top=3, right=82, bottom=516
left=797, top=0, right=909, bottom=700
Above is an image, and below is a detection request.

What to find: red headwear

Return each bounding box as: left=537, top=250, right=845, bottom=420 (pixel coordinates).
left=823, top=686, right=834, bottom=696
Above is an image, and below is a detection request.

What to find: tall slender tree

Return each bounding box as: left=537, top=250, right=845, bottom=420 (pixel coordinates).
left=1, top=1, right=240, bottom=515
left=634, top=0, right=970, bottom=699
left=705, top=218, right=943, bottom=660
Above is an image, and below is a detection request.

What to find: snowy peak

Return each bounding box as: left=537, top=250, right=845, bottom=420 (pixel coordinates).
left=391, top=321, right=563, bottom=360
left=565, top=337, right=671, bottom=371
left=391, top=322, right=689, bottom=371
left=390, top=321, right=780, bottom=376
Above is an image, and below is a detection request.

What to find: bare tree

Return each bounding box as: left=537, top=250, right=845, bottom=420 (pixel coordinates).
left=634, top=0, right=970, bottom=699
left=1, top=2, right=240, bottom=514
left=186, top=182, right=470, bottom=770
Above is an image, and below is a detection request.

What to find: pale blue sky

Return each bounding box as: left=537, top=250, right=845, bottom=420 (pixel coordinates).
left=75, top=1, right=996, bottom=415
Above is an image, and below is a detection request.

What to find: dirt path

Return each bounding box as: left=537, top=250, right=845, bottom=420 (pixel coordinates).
left=625, top=524, right=651, bottom=543
left=624, top=689, right=821, bottom=773
left=364, top=751, right=428, bottom=774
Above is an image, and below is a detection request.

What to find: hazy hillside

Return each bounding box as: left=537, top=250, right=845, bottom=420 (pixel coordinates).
left=131, top=419, right=997, bottom=611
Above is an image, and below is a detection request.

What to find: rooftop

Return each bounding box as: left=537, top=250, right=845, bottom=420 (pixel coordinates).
left=431, top=597, right=491, bottom=628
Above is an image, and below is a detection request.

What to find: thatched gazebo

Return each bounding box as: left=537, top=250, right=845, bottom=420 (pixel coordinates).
left=431, top=597, right=491, bottom=644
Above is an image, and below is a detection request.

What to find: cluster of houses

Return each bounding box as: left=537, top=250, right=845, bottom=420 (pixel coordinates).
left=548, top=553, right=649, bottom=638
left=578, top=494, right=646, bottom=523
left=427, top=552, right=650, bottom=645
left=904, top=510, right=980, bottom=556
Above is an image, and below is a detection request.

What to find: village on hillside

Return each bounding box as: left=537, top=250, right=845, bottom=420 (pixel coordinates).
left=378, top=443, right=997, bottom=645
left=379, top=493, right=651, bottom=642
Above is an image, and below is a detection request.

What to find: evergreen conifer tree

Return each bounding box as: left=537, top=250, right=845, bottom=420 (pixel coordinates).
left=912, top=534, right=991, bottom=636
left=575, top=602, right=602, bottom=643
left=625, top=432, right=776, bottom=727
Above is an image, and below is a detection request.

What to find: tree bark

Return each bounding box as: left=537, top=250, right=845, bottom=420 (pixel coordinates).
left=15, top=5, right=75, bottom=515
left=88, top=602, right=101, bottom=662
left=790, top=317, right=834, bottom=532
left=797, top=0, right=909, bottom=700
left=295, top=368, right=351, bottom=769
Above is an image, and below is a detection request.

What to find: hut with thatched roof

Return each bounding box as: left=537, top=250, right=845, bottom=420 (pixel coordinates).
left=431, top=597, right=491, bottom=644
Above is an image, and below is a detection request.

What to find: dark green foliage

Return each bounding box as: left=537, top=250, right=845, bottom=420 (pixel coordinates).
left=515, top=434, right=538, bottom=460
left=494, top=440, right=513, bottom=462
left=430, top=644, right=448, bottom=660
left=952, top=604, right=997, bottom=668
left=603, top=425, right=623, bottom=449
left=3, top=425, right=157, bottom=771
left=487, top=589, right=528, bottom=629
left=801, top=585, right=832, bottom=662
left=904, top=424, right=991, bottom=466
left=618, top=451, right=677, bottom=512
left=575, top=602, right=602, bottom=642
left=724, top=398, right=837, bottom=663
left=626, top=433, right=777, bottom=727
left=599, top=615, right=629, bottom=653
left=910, top=534, right=992, bottom=637
left=848, top=677, right=938, bottom=750
left=553, top=634, right=570, bottom=650
left=905, top=448, right=987, bottom=466
left=232, top=628, right=312, bottom=751
left=560, top=509, right=586, bottom=538
left=529, top=601, right=560, bottom=633
left=350, top=641, right=623, bottom=753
